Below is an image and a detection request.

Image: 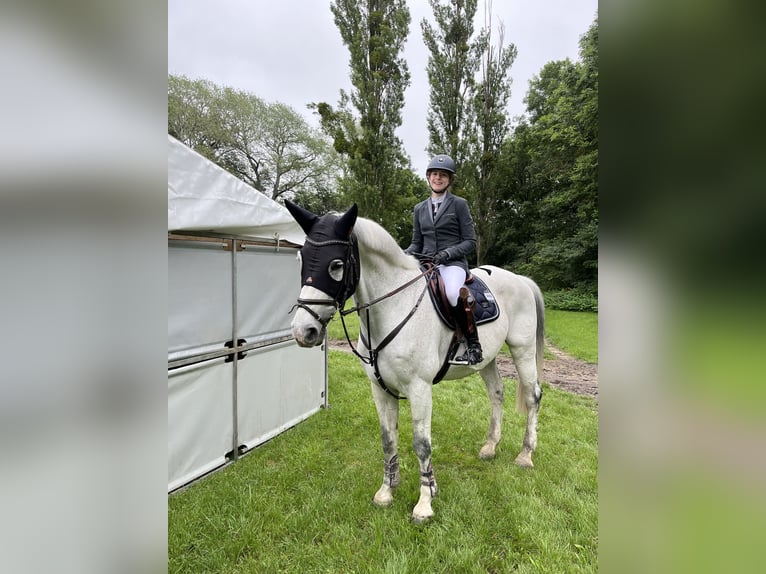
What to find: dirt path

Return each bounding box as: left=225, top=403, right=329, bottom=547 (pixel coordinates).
left=326, top=338, right=598, bottom=402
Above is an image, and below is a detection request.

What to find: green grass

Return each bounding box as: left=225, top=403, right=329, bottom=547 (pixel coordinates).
left=327, top=304, right=359, bottom=342
left=169, top=352, right=598, bottom=573
left=544, top=310, right=598, bottom=364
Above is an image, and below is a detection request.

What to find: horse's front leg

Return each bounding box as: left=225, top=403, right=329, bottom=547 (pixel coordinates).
left=370, top=382, right=400, bottom=507
left=409, top=382, right=436, bottom=523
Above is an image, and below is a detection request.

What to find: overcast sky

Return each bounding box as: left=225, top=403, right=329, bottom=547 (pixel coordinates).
left=169, top=0, right=597, bottom=176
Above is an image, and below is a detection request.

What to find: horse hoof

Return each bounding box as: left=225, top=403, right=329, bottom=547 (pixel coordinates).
left=373, top=486, right=394, bottom=507
left=514, top=453, right=534, bottom=468
left=411, top=510, right=433, bottom=524
left=479, top=444, right=496, bottom=460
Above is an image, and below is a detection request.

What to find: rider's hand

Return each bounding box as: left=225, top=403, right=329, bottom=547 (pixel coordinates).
left=432, top=250, right=449, bottom=265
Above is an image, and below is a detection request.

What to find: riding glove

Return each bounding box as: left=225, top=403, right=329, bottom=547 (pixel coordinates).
left=432, top=250, right=449, bottom=265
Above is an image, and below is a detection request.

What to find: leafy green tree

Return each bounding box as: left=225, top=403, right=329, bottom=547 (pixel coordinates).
left=256, top=101, right=342, bottom=201
left=168, top=75, right=341, bottom=203
left=211, top=85, right=270, bottom=191
left=168, top=75, right=231, bottom=163
left=493, top=17, right=598, bottom=293
left=489, top=121, right=542, bottom=267
left=317, top=0, right=417, bottom=238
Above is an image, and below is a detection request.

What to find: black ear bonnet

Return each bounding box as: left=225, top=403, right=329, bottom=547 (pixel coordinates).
left=285, top=201, right=360, bottom=307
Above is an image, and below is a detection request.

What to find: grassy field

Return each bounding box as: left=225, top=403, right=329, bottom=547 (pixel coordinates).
left=544, top=310, right=598, bottom=364
left=169, top=346, right=598, bottom=572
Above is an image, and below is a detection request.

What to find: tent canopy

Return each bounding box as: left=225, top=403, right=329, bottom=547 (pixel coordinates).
left=167, top=135, right=305, bottom=245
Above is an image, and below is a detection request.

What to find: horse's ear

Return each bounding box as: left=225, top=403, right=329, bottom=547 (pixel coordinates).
left=285, top=200, right=319, bottom=236
left=335, top=203, right=358, bottom=238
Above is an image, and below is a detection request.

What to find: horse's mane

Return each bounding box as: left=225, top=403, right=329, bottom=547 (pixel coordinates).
left=354, top=218, right=420, bottom=270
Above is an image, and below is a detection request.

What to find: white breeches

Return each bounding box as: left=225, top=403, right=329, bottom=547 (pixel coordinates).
left=439, top=264, right=466, bottom=306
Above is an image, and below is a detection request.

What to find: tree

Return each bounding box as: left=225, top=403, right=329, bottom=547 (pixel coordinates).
left=464, top=4, right=516, bottom=264
left=257, top=101, right=342, bottom=201
left=211, top=85, right=270, bottom=192
left=492, top=17, right=598, bottom=293
left=421, top=0, right=487, bottom=164
left=168, top=75, right=231, bottom=163
left=488, top=121, right=542, bottom=268
left=316, top=0, right=417, bottom=238
left=420, top=1, right=513, bottom=264
left=168, top=75, right=342, bottom=203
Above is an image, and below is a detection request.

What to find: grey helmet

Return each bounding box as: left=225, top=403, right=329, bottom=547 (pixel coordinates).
left=426, top=154, right=456, bottom=175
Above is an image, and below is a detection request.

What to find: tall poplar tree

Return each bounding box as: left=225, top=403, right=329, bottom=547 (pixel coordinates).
left=421, top=0, right=487, bottom=165
left=317, top=0, right=416, bottom=233
left=466, top=8, right=516, bottom=264
left=421, top=1, right=514, bottom=263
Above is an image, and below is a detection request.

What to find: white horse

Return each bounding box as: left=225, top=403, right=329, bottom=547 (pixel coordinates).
left=285, top=201, right=545, bottom=523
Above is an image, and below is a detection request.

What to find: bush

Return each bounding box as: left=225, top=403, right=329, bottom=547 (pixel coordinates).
left=544, top=288, right=598, bottom=312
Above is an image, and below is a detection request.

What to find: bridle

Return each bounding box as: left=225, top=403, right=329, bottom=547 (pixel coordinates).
left=289, top=235, right=360, bottom=329
left=292, top=234, right=440, bottom=400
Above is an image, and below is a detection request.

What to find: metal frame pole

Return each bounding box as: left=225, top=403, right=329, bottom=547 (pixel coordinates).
left=230, top=239, right=240, bottom=461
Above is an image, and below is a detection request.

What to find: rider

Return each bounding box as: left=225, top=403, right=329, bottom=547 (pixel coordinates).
left=404, top=154, right=483, bottom=365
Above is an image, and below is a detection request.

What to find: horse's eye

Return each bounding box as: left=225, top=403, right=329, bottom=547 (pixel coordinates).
left=328, top=259, right=344, bottom=281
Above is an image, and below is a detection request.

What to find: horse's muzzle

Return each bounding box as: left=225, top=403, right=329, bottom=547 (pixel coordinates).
left=292, top=323, right=325, bottom=347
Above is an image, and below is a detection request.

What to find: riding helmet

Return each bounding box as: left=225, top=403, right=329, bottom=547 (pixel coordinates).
left=426, top=154, right=456, bottom=175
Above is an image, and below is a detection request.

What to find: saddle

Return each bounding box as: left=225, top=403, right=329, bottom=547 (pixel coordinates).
left=422, top=266, right=500, bottom=330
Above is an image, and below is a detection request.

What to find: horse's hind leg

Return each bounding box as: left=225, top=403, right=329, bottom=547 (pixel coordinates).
left=511, top=349, right=543, bottom=468
left=478, top=359, right=504, bottom=460
left=370, top=382, right=400, bottom=507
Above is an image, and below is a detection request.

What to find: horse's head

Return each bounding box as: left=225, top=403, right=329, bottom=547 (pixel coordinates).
left=285, top=200, right=360, bottom=347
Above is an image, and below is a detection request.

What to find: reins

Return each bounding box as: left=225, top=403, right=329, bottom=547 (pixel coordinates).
left=340, top=263, right=433, bottom=316
left=338, top=264, right=437, bottom=400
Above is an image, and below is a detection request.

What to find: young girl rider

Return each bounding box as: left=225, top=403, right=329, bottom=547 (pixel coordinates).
left=404, top=154, right=483, bottom=365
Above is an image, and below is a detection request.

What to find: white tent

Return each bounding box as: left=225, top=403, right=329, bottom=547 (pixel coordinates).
left=168, top=135, right=326, bottom=492
left=168, top=135, right=305, bottom=244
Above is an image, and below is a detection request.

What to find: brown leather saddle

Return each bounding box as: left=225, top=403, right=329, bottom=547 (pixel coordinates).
left=422, top=266, right=500, bottom=330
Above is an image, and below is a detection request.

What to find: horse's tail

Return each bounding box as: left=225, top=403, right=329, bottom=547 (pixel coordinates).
left=516, top=276, right=546, bottom=415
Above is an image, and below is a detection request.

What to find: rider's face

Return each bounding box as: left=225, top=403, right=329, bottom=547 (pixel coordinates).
left=428, top=170, right=451, bottom=193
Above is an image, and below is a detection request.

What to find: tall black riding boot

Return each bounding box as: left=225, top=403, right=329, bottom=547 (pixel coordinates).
left=449, top=290, right=483, bottom=365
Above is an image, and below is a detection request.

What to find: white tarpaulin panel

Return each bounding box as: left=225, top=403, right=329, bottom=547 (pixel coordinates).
left=168, top=359, right=233, bottom=492
left=167, top=135, right=305, bottom=245
left=237, top=341, right=325, bottom=449
left=236, top=245, right=301, bottom=340
left=168, top=238, right=233, bottom=354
